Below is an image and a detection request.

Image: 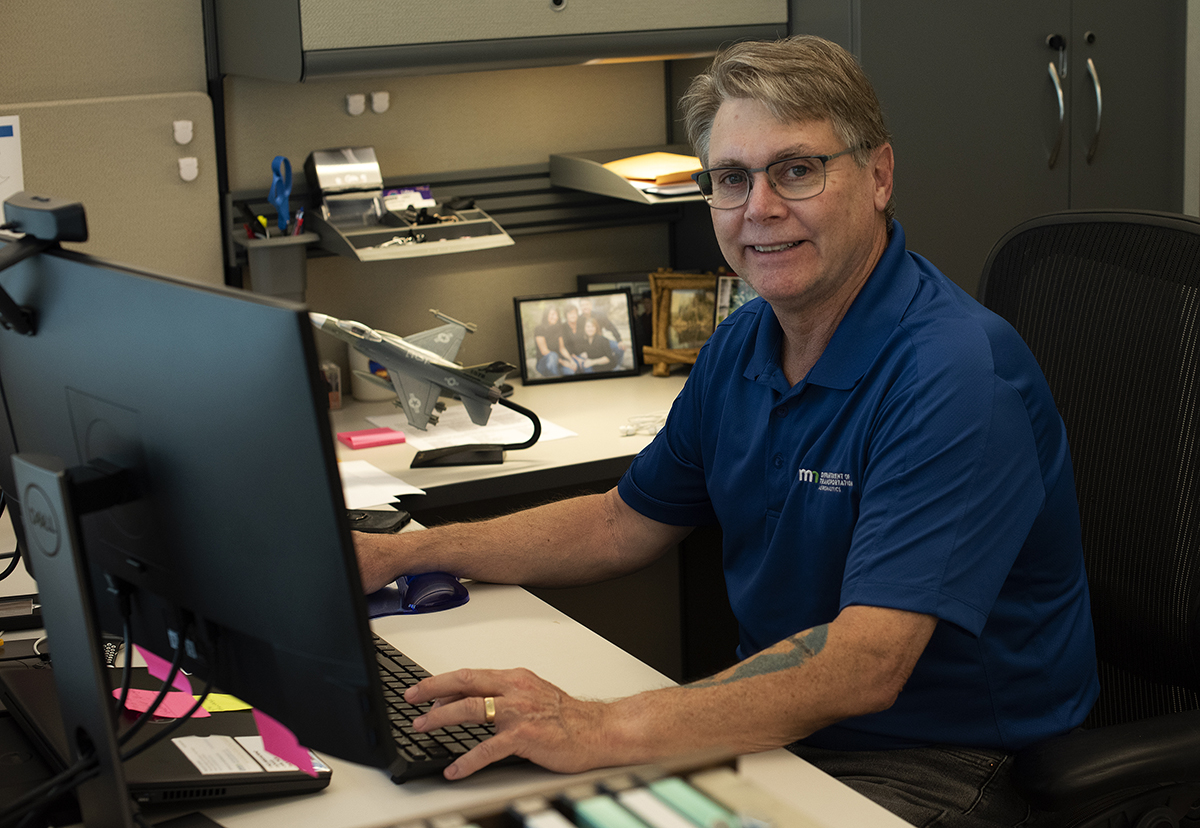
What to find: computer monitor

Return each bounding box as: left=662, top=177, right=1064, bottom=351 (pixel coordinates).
left=0, top=239, right=399, bottom=822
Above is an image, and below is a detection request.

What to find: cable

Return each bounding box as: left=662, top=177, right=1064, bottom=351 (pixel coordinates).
left=0, top=753, right=98, bottom=828
left=120, top=672, right=214, bottom=763
left=0, top=492, right=20, bottom=582
left=117, top=627, right=190, bottom=747
left=619, top=410, right=669, bottom=437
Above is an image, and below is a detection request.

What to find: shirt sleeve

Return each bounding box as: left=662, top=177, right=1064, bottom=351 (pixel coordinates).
left=840, top=323, right=1047, bottom=636
left=618, top=348, right=719, bottom=528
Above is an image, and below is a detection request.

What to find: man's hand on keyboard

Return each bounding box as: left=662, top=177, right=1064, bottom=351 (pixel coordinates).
left=406, top=666, right=615, bottom=780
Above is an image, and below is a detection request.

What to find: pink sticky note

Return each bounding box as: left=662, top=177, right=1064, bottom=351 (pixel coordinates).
left=135, top=645, right=194, bottom=694
left=337, top=427, right=406, bottom=449
left=252, top=708, right=317, bottom=777
left=114, top=688, right=210, bottom=719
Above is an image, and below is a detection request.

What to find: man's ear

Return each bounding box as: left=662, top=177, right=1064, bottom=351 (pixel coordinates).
left=872, top=143, right=895, bottom=213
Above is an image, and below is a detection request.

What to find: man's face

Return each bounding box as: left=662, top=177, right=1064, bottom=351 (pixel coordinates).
left=705, top=100, right=893, bottom=317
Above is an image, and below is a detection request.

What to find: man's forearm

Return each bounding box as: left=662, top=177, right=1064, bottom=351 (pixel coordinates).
left=600, top=607, right=936, bottom=765
left=354, top=489, right=688, bottom=592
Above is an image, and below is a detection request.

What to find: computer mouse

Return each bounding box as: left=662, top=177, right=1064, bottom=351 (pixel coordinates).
left=396, top=572, right=469, bottom=614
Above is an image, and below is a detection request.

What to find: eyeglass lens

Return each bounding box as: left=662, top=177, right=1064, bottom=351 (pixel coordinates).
left=697, top=156, right=829, bottom=209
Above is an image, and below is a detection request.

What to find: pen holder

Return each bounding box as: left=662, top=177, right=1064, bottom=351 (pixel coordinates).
left=234, top=232, right=320, bottom=303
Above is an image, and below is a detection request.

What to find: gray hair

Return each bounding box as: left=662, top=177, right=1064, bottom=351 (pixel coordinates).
left=681, top=36, right=894, bottom=223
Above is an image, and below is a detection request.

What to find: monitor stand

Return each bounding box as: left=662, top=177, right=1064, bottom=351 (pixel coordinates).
left=11, top=453, right=140, bottom=828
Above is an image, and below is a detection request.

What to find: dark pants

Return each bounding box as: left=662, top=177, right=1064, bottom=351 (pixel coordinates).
left=787, top=743, right=1056, bottom=828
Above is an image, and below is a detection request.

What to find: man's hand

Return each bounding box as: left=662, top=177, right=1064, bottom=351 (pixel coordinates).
left=405, top=667, right=613, bottom=780
left=399, top=605, right=937, bottom=780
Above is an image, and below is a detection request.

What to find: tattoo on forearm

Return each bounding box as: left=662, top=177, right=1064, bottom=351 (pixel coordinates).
left=687, top=625, right=829, bottom=689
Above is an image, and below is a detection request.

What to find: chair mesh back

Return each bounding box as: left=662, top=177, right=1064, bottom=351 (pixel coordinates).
left=980, top=212, right=1200, bottom=727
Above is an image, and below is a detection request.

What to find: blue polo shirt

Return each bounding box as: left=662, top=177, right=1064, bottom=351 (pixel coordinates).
left=618, top=223, right=1098, bottom=751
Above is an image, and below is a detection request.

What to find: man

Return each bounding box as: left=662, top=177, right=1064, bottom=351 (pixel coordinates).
left=355, top=35, right=1098, bottom=827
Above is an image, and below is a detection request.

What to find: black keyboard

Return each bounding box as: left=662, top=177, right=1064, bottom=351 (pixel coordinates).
left=374, top=633, right=502, bottom=782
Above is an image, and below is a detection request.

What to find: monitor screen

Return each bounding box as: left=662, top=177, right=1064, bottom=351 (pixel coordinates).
left=0, top=241, right=397, bottom=773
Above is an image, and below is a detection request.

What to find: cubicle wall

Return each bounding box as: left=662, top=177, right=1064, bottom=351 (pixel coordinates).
left=0, top=2, right=224, bottom=286
left=223, top=61, right=674, bottom=366
left=0, top=95, right=224, bottom=286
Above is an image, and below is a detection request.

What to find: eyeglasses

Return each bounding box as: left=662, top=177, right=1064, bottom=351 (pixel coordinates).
left=691, top=146, right=861, bottom=209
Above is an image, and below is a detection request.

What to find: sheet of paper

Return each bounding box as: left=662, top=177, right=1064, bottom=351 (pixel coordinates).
left=252, top=708, right=317, bottom=777
left=135, top=645, right=193, bottom=693
left=0, top=116, right=23, bottom=205
left=338, top=459, right=424, bottom=508
left=235, top=735, right=330, bottom=773
left=114, top=688, right=210, bottom=719
left=173, top=735, right=262, bottom=775
left=369, top=404, right=576, bottom=451
left=602, top=151, right=700, bottom=183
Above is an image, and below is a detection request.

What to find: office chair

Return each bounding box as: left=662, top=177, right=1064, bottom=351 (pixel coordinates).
left=979, top=210, right=1200, bottom=828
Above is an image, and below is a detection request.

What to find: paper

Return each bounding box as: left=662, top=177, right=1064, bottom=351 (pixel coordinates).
left=369, top=404, right=576, bottom=452
left=135, top=645, right=193, bottom=694
left=201, top=693, right=253, bottom=713
left=602, top=151, right=700, bottom=185
left=337, top=426, right=406, bottom=449
left=252, top=708, right=317, bottom=777
left=114, top=688, right=210, bottom=719
left=173, top=735, right=262, bottom=775
left=338, top=459, right=424, bottom=508
left=0, top=116, right=23, bottom=206
left=236, top=735, right=329, bottom=774
left=172, top=734, right=330, bottom=776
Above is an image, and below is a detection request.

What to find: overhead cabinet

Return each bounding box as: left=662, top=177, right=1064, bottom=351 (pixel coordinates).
left=796, top=1, right=1185, bottom=296
left=216, top=0, right=788, bottom=82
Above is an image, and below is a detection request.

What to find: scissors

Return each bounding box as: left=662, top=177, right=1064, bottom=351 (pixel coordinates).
left=269, top=155, right=292, bottom=234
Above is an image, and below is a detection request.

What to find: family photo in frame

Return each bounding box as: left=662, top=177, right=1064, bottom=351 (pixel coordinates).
left=513, top=290, right=639, bottom=384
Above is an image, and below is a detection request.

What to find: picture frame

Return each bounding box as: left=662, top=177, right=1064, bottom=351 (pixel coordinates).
left=644, top=270, right=718, bottom=377
left=513, top=289, right=639, bottom=385
left=577, top=272, right=654, bottom=368
left=715, top=274, right=759, bottom=325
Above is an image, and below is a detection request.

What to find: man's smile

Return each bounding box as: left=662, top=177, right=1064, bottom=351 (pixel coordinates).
left=751, top=240, right=805, bottom=253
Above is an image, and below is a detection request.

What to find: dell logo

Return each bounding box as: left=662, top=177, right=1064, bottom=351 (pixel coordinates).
left=22, top=484, right=61, bottom=557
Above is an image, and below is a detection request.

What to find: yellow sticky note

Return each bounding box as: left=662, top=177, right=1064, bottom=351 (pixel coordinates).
left=200, top=693, right=253, bottom=712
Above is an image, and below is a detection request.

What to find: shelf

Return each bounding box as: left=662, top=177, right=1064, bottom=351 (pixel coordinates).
left=307, top=206, right=513, bottom=262
left=549, top=144, right=704, bottom=206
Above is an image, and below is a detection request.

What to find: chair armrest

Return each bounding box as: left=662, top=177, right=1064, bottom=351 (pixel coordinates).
left=1014, top=709, right=1200, bottom=811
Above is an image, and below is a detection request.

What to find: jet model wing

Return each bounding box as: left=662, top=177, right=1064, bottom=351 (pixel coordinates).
left=387, top=371, right=443, bottom=431
left=400, top=323, right=466, bottom=363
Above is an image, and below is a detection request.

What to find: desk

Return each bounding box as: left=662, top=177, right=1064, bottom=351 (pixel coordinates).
left=0, top=511, right=909, bottom=828
left=328, top=372, right=688, bottom=512
left=328, top=372, right=739, bottom=684
left=330, top=372, right=726, bottom=682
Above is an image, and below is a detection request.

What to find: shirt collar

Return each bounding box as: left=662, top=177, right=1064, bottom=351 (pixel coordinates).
left=747, top=221, right=919, bottom=392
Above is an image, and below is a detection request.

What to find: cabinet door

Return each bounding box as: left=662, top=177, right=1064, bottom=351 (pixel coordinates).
left=858, top=2, right=1072, bottom=295
left=1068, top=1, right=1185, bottom=212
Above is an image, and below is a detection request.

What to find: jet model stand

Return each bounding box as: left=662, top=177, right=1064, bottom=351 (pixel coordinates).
left=311, top=310, right=541, bottom=467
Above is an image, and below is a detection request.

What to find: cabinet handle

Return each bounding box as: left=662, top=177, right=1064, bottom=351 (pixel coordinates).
left=1048, top=61, right=1066, bottom=169
left=1086, top=57, right=1103, bottom=164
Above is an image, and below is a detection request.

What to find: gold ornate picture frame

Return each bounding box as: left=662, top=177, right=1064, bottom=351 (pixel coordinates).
left=643, top=269, right=719, bottom=377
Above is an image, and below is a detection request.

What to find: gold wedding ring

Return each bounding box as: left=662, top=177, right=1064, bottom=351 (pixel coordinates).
left=483, top=696, right=496, bottom=724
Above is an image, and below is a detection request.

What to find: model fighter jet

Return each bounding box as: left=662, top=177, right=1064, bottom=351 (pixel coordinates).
left=310, top=310, right=515, bottom=431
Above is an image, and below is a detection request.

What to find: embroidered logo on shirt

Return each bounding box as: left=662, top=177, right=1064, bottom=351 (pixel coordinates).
left=798, top=469, right=855, bottom=493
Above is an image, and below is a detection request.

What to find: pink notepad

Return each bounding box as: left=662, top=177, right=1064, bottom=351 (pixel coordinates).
left=337, top=427, right=406, bottom=449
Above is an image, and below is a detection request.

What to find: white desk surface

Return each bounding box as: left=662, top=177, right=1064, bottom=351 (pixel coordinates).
left=0, top=380, right=911, bottom=828
left=328, top=372, right=688, bottom=499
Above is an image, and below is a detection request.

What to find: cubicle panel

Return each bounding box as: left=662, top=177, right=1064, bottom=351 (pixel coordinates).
left=221, top=62, right=669, bottom=193
left=0, top=1, right=207, bottom=103
left=0, top=94, right=223, bottom=286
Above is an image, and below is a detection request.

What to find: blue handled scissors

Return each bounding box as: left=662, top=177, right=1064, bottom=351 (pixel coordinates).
left=269, top=155, right=292, bottom=234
